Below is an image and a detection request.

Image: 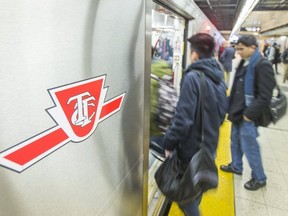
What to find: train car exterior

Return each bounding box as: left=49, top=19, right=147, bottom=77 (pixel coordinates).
left=0, top=1, right=147, bottom=215
left=0, top=0, right=223, bottom=215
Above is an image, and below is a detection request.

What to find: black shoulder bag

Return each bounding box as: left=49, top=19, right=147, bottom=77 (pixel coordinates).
left=269, top=84, right=287, bottom=124
left=154, top=72, right=218, bottom=205
left=256, top=60, right=287, bottom=127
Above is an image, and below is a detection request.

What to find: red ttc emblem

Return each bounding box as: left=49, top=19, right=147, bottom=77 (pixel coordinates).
left=0, top=75, right=125, bottom=172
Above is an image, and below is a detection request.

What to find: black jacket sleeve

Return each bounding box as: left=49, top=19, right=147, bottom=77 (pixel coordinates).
left=244, top=59, right=276, bottom=121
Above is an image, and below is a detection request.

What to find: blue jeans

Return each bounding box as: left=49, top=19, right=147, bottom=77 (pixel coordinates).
left=230, top=121, right=267, bottom=182
left=179, top=194, right=202, bottom=216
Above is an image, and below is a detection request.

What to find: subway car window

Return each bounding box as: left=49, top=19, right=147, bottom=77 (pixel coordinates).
left=151, top=5, right=185, bottom=93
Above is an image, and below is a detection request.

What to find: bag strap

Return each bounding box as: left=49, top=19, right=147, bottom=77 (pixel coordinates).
left=199, top=72, right=205, bottom=149
left=181, top=69, right=206, bottom=149
left=150, top=151, right=164, bottom=162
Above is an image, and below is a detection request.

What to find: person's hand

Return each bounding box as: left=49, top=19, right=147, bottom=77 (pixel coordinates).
left=243, top=115, right=252, bottom=122
left=165, top=149, right=170, bottom=158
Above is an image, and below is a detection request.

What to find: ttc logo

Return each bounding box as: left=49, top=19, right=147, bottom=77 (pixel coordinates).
left=0, top=75, right=125, bottom=173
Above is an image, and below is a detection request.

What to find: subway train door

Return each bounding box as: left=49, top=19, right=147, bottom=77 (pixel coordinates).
left=148, top=2, right=192, bottom=215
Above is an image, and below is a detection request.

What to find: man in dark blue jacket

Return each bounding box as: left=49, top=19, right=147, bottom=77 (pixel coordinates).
left=220, top=35, right=276, bottom=191
left=219, top=42, right=235, bottom=86
left=162, top=33, right=227, bottom=216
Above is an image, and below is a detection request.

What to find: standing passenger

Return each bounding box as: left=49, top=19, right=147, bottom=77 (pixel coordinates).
left=162, top=33, right=227, bottom=216
left=219, top=42, right=236, bottom=87
left=218, top=41, right=226, bottom=59
left=150, top=47, right=173, bottom=158
left=262, top=43, right=269, bottom=58
left=282, top=47, right=288, bottom=83
left=273, top=43, right=281, bottom=74
left=220, top=35, right=276, bottom=191
left=267, top=42, right=279, bottom=74
left=267, top=43, right=275, bottom=63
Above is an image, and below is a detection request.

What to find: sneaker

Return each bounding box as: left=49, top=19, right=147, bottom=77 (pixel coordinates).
left=220, top=163, right=242, bottom=175
left=244, top=178, right=266, bottom=191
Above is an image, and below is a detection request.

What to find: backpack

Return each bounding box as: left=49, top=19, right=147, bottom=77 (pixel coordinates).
left=274, top=47, right=281, bottom=63
left=156, top=75, right=178, bottom=132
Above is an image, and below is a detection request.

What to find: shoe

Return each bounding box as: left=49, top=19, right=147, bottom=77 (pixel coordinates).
left=220, top=163, right=242, bottom=175
left=244, top=178, right=266, bottom=191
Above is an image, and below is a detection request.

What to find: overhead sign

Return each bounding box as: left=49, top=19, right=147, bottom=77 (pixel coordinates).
left=0, top=75, right=126, bottom=173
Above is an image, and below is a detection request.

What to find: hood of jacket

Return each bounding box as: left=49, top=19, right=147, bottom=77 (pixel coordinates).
left=185, top=58, right=224, bottom=84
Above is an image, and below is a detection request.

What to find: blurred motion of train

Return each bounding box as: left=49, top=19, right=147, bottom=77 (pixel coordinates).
left=0, top=0, right=288, bottom=216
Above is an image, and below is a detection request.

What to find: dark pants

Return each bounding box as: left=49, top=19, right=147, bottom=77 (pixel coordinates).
left=270, top=60, right=278, bottom=74
left=273, top=62, right=278, bottom=73
left=179, top=194, right=203, bottom=216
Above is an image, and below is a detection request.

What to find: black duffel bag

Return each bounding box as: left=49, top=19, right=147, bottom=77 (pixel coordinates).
left=154, top=148, right=218, bottom=204
left=270, top=89, right=287, bottom=124
left=257, top=86, right=287, bottom=127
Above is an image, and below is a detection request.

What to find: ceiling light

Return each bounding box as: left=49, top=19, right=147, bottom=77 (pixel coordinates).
left=229, top=0, right=260, bottom=40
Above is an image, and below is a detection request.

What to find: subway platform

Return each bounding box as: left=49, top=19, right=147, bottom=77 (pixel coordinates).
left=149, top=63, right=288, bottom=216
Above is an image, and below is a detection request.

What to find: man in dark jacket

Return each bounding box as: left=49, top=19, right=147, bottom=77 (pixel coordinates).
left=219, top=42, right=235, bottom=86
left=282, top=48, right=288, bottom=83
left=162, top=33, right=227, bottom=216
left=220, top=35, right=276, bottom=191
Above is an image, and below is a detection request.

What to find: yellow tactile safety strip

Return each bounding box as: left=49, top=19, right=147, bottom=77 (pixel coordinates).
left=168, top=120, right=235, bottom=216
